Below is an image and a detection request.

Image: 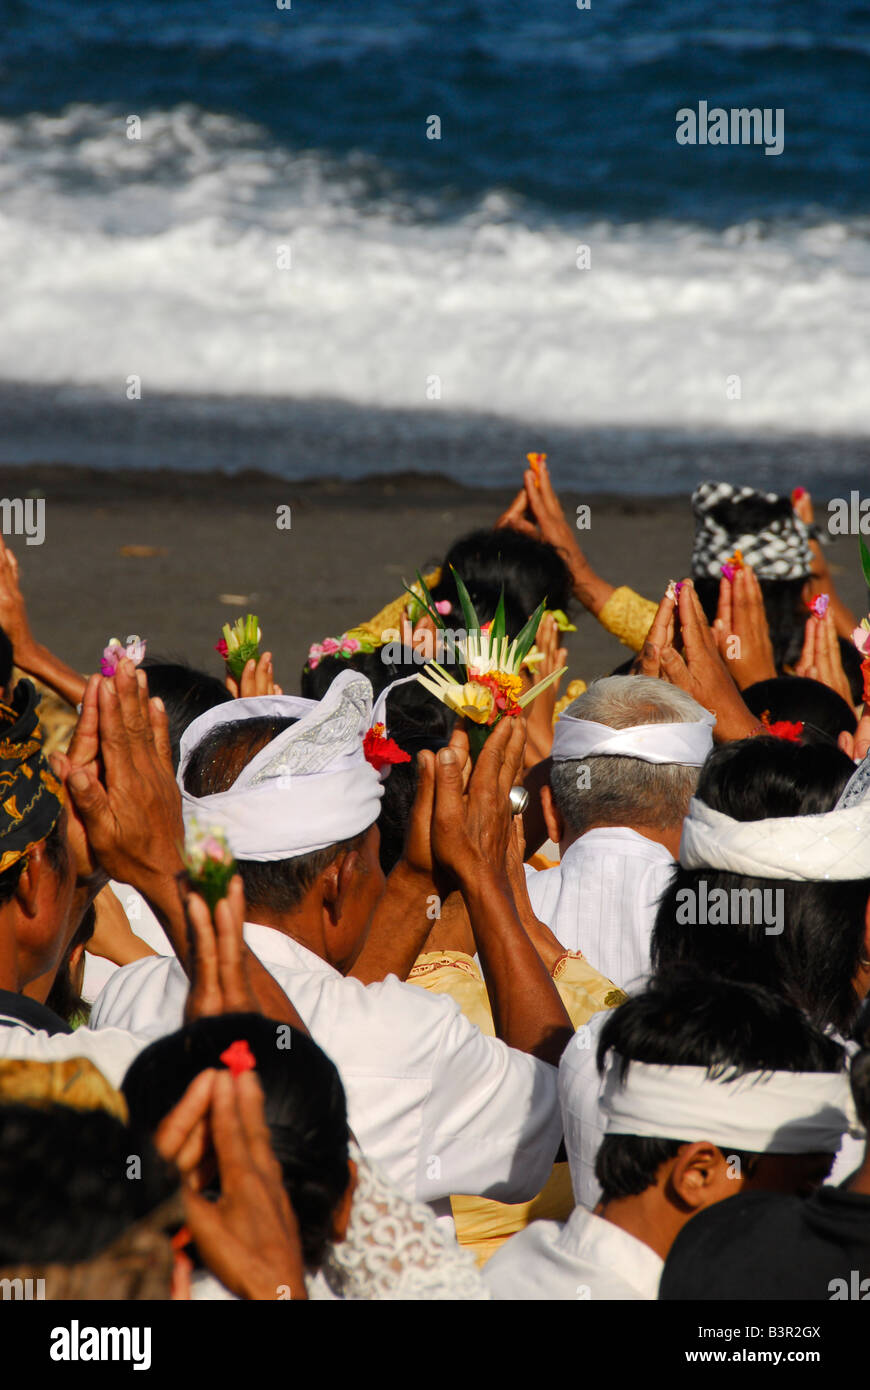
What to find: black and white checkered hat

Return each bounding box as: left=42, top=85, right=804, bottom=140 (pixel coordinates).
left=691, top=482, right=812, bottom=580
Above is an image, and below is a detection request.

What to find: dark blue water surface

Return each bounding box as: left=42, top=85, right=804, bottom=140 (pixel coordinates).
left=2, top=0, right=869, bottom=225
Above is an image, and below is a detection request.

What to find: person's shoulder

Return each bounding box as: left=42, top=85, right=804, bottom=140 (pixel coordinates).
left=89, top=952, right=185, bottom=1030
left=660, top=1190, right=801, bottom=1300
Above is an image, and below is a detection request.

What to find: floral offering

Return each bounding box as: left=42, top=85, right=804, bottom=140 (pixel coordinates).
left=100, top=634, right=146, bottom=677
left=408, top=567, right=566, bottom=758
left=526, top=452, right=546, bottom=482
left=809, top=593, right=830, bottom=619
left=183, top=819, right=236, bottom=911
left=720, top=550, right=745, bottom=583
left=307, top=631, right=376, bottom=671
left=363, top=722, right=411, bottom=772
left=216, top=614, right=261, bottom=681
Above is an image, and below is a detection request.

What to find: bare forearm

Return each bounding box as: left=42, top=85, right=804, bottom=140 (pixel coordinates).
left=569, top=555, right=615, bottom=618
left=17, top=640, right=87, bottom=708
left=347, top=861, right=437, bottom=984
left=461, top=870, right=573, bottom=1064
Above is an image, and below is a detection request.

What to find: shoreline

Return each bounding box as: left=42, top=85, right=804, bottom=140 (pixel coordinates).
left=3, top=463, right=866, bottom=697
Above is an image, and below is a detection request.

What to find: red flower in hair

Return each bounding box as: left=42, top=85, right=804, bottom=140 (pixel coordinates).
left=862, top=659, right=870, bottom=707
left=220, top=1039, right=256, bottom=1077
left=363, top=723, right=411, bottom=772
left=760, top=711, right=804, bottom=743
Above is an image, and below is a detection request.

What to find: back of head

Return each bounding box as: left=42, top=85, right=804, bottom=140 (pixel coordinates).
left=183, top=713, right=366, bottom=913
left=592, top=969, right=845, bottom=1202
left=550, top=675, right=705, bottom=837
left=0, top=1102, right=175, bottom=1266
left=651, top=736, right=867, bottom=1035
left=142, top=658, right=232, bottom=769
left=431, top=527, right=574, bottom=629
left=122, top=1014, right=349, bottom=1270
left=742, top=675, right=857, bottom=742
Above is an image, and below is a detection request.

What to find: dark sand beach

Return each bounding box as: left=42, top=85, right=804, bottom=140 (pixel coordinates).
left=3, top=463, right=867, bottom=696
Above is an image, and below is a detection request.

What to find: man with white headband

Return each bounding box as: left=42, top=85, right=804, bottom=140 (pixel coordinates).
left=528, top=675, right=714, bottom=989
left=484, top=972, right=857, bottom=1300
left=661, top=1003, right=870, bottom=1301
left=91, top=671, right=570, bottom=1213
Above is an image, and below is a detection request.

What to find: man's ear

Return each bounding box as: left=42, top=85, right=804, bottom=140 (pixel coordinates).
left=321, top=849, right=361, bottom=926
left=330, top=1156, right=358, bottom=1244
left=14, top=847, right=44, bottom=920
left=540, top=784, right=564, bottom=847
left=668, top=1142, right=736, bottom=1210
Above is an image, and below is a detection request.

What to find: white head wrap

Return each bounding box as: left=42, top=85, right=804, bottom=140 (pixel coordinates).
left=679, top=795, right=870, bottom=881
left=552, top=712, right=715, bottom=766
left=600, top=1055, right=861, bottom=1153
left=177, top=671, right=383, bottom=861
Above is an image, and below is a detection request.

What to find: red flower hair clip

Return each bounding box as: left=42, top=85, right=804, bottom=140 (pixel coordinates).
left=363, top=723, right=411, bottom=772
left=760, top=711, right=804, bottom=743
left=220, top=1039, right=256, bottom=1077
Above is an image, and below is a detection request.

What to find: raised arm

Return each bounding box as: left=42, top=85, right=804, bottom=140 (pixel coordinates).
left=0, top=536, right=87, bottom=707
left=430, top=717, right=573, bottom=1064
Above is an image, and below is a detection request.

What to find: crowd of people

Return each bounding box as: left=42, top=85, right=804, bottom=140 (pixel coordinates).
left=1, top=460, right=870, bottom=1301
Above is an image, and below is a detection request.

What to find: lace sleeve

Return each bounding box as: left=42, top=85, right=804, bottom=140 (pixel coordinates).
left=309, top=1143, right=491, bottom=1301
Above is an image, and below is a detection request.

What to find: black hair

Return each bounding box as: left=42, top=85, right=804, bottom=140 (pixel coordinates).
left=374, top=680, right=454, bottom=876
left=45, top=900, right=96, bottom=1025
left=122, top=1015, right=349, bottom=1270
left=430, top=527, right=574, bottom=631
left=594, top=969, right=845, bottom=1202
left=0, top=1104, right=176, bottom=1265
left=742, top=675, right=857, bottom=742
left=141, top=658, right=232, bottom=770
left=650, top=737, right=867, bottom=1036
left=183, top=714, right=367, bottom=911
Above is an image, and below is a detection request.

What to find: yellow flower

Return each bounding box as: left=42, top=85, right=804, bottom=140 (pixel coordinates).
left=443, top=682, right=495, bottom=724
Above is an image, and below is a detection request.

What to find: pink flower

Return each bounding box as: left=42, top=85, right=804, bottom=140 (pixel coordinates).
left=341, top=636, right=361, bottom=655
left=124, top=634, right=146, bottom=665
left=435, top=600, right=452, bottom=616
left=321, top=637, right=341, bottom=655
left=852, top=626, right=870, bottom=657
left=810, top=594, right=829, bottom=619
left=307, top=642, right=324, bottom=670
left=215, top=637, right=229, bottom=659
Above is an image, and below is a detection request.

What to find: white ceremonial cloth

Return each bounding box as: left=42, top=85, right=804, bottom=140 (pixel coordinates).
left=524, top=827, right=673, bottom=989
left=559, top=1015, right=865, bottom=1213
left=0, top=1022, right=149, bottom=1090
left=483, top=1205, right=663, bottom=1301
left=90, top=921, right=562, bottom=1207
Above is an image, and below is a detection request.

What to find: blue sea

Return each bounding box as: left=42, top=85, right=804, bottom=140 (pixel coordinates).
left=1, top=0, right=870, bottom=492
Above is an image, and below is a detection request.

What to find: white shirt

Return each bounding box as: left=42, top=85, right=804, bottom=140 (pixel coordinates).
left=0, top=1021, right=149, bottom=1089
left=483, top=1204, right=663, bottom=1301
left=559, top=1011, right=612, bottom=1210
left=525, top=827, right=673, bottom=990
left=90, top=921, right=562, bottom=1208
left=82, top=881, right=175, bottom=1005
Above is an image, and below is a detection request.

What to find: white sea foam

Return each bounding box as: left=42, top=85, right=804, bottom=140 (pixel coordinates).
left=1, top=104, right=868, bottom=434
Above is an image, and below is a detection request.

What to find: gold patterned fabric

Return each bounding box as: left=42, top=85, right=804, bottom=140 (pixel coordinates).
left=407, top=947, right=624, bottom=1264
left=0, top=1058, right=128, bottom=1123
left=597, top=585, right=658, bottom=653
left=0, top=679, right=63, bottom=874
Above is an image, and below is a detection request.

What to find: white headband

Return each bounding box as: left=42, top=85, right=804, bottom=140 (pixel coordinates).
left=679, top=796, right=870, bottom=881
left=177, top=671, right=383, bottom=861
left=552, top=713, right=715, bottom=766
left=601, top=1057, right=861, bottom=1153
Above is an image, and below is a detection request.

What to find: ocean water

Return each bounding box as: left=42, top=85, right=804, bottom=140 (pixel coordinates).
left=1, top=0, right=870, bottom=489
